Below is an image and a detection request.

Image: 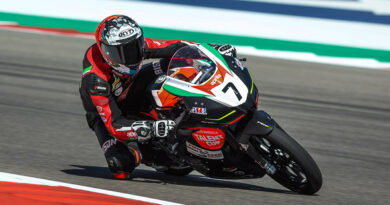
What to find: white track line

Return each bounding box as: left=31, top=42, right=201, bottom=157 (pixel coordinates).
left=237, top=46, right=390, bottom=69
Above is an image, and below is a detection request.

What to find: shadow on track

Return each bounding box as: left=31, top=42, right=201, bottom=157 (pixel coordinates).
left=62, top=165, right=297, bottom=195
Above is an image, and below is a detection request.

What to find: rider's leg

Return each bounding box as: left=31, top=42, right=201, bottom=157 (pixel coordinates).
left=93, top=119, right=141, bottom=179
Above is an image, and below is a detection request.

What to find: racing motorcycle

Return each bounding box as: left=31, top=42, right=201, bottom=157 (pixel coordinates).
left=138, top=44, right=322, bottom=194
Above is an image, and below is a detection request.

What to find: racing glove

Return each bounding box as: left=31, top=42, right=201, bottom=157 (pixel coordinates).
left=209, top=44, right=237, bottom=57
left=131, top=120, right=176, bottom=142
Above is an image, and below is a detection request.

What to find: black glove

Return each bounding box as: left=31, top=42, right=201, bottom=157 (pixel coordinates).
left=131, top=120, right=175, bottom=142
left=209, top=44, right=237, bottom=57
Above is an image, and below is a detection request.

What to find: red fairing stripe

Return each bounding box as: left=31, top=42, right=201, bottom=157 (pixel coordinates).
left=220, top=114, right=246, bottom=125
left=90, top=95, right=136, bottom=141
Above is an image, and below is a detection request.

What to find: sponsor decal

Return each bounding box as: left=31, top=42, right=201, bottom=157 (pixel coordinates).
left=114, top=86, right=123, bottom=96
left=111, top=69, right=123, bottom=78
left=153, top=40, right=167, bottom=46
left=239, top=143, right=249, bottom=151
left=152, top=61, right=163, bottom=75
left=118, top=28, right=135, bottom=38
left=186, top=142, right=224, bottom=160
left=190, top=107, right=207, bottom=115
left=127, top=131, right=138, bottom=140
left=111, top=76, right=120, bottom=91
left=103, top=17, right=141, bottom=45
left=191, top=127, right=225, bottom=150
left=118, top=87, right=130, bottom=102
left=211, top=74, right=222, bottom=86
left=257, top=121, right=270, bottom=128
left=102, top=139, right=116, bottom=152
left=235, top=58, right=245, bottom=70
left=155, top=75, right=167, bottom=84
left=94, top=85, right=107, bottom=91
left=96, top=106, right=106, bottom=116
left=113, top=64, right=131, bottom=75
left=112, top=77, right=123, bottom=96
left=153, top=41, right=161, bottom=46
left=96, top=106, right=103, bottom=113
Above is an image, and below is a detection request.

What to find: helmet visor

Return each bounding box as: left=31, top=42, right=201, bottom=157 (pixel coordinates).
left=101, top=40, right=143, bottom=68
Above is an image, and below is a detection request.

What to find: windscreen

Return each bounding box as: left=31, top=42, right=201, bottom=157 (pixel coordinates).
left=168, top=46, right=216, bottom=85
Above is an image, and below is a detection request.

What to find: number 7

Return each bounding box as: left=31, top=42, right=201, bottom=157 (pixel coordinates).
left=222, top=82, right=242, bottom=100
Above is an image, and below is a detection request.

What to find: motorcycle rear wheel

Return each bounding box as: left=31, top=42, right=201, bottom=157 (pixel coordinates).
left=252, top=125, right=322, bottom=194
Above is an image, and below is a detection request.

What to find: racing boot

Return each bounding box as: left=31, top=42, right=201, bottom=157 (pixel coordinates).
left=103, top=140, right=138, bottom=179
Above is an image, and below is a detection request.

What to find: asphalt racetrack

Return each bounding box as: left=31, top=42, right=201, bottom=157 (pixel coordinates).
left=0, top=29, right=389, bottom=205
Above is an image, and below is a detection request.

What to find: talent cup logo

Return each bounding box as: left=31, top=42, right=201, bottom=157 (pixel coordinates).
left=191, top=128, right=226, bottom=150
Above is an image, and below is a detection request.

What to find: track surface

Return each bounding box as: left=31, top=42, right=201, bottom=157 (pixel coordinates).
left=0, top=29, right=389, bottom=205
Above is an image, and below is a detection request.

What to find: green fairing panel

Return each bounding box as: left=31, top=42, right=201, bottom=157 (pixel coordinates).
left=163, top=84, right=209, bottom=97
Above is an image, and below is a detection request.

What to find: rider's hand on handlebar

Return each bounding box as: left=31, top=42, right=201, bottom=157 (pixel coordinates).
left=153, top=120, right=176, bottom=138
left=131, top=120, right=175, bottom=142
left=131, top=121, right=153, bottom=142
left=209, top=44, right=237, bottom=57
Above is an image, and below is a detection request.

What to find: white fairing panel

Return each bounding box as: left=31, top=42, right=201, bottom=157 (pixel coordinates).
left=210, top=72, right=248, bottom=107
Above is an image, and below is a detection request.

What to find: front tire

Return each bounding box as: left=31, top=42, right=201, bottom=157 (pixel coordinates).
left=252, top=125, right=322, bottom=194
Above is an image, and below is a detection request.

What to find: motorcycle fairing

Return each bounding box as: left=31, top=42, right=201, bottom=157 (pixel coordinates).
left=181, top=97, right=246, bottom=124
left=190, top=127, right=225, bottom=150
left=243, top=110, right=275, bottom=136
left=186, top=142, right=224, bottom=160
left=235, top=110, right=275, bottom=148
left=158, top=44, right=249, bottom=107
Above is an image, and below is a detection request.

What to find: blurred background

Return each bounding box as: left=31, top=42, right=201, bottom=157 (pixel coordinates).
left=1, top=0, right=390, bottom=68
left=0, top=1, right=389, bottom=205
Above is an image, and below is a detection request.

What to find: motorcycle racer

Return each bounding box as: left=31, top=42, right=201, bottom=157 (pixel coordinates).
left=79, top=15, right=236, bottom=179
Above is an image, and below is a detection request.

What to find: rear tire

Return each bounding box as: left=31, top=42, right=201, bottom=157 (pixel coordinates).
left=253, top=125, right=322, bottom=194
left=164, top=166, right=193, bottom=176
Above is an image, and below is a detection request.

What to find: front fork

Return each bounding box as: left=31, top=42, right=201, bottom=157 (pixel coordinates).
left=227, top=110, right=277, bottom=175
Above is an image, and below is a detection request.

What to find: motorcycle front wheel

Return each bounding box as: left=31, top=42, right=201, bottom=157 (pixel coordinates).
left=251, top=125, right=322, bottom=194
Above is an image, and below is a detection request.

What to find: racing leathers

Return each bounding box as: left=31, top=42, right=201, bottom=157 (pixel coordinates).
left=79, top=38, right=236, bottom=178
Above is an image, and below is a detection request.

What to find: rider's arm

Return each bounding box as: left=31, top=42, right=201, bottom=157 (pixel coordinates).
left=144, top=38, right=193, bottom=59
left=80, top=46, right=138, bottom=141
left=81, top=72, right=138, bottom=141
left=81, top=73, right=174, bottom=141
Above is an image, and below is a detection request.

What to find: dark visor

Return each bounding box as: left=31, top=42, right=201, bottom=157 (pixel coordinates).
left=101, top=40, right=143, bottom=67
